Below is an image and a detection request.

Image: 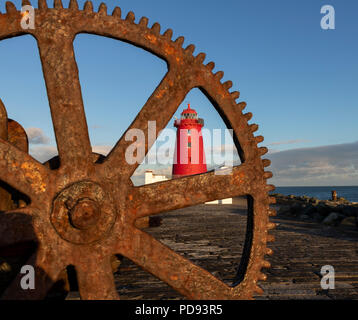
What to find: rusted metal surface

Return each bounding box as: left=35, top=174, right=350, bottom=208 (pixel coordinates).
left=0, top=99, right=29, bottom=212
left=0, top=100, right=11, bottom=212
left=0, top=1, right=275, bottom=300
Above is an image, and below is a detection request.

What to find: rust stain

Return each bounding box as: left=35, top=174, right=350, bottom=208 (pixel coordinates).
left=21, top=162, right=46, bottom=193
left=155, top=89, right=165, bottom=99
left=164, top=45, right=175, bottom=55
left=145, top=33, right=157, bottom=44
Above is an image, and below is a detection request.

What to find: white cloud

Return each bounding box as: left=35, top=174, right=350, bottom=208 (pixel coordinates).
left=130, top=141, right=358, bottom=187
left=92, top=145, right=112, bottom=156
left=29, top=145, right=58, bottom=163
left=266, top=139, right=311, bottom=146
left=29, top=145, right=114, bottom=163
left=267, top=141, right=358, bottom=186
left=29, top=139, right=357, bottom=187
left=25, top=127, right=50, bottom=144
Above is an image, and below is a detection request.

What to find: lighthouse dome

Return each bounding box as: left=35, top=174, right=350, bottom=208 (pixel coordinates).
left=181, top=104, right=198, bottom=119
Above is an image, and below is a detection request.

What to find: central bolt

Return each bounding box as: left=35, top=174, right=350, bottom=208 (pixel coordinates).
left=68, top=198, right=100, bottom=230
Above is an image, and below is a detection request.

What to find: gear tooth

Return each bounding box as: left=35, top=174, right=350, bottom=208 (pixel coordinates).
left=258, top=146, right=268, bottom=155
left=138, top=17, right=149, bottom=26
left=250, top=123, right=259, bottom=133
left=262, top=158, right=271, bottom=167
left=0, top=99, right=7, bottom=140
left=174, top=36, right=184, bottom=46
left=243, top=112, right=253, bottom=121
left=0, top=99, right=7, bottom=117
left=163, top=28, right=173, bottom=39
left=263, top=171, right=273, bottom=179
left=268, top=208, right=277, bottom=217
left=266, top=184, right=275, bottom=192
left=151, top=22, right=161, bottom=34
left=267, top=222, right=276, bottom=230
left=125, top=11, right=135, bottom=22
left=267, top=234, right=275, bottom=242
left=214, top=71, right=224, bottom=80
left=22, top=0, right=31, bottom=6
left=206, top=61, right=215, bottom=70
left=255, top=135, right=264, bottom=144
left=5, top=2, right=17, bottom=13
left=195, top=52, right=206, bottom=63
left=269, top=196, right=276, bottom=204
left=185, top=44, right=195, bottom=54
left=69, top=0, right=79, bottom=10
left=258, top=273, right=267, bottom=281
left=231, top=91, right=240, bottom=100
left=265, top=247, right=274, bottom=255
left=54, top=0, right=63, bottom=9
left=262, top=260, right=271, bottom=268
left=98, top=3, right=107, bottom=15
left=83, top=1, right=93, bottom=12
left=112, top=7, right=121, bottom=17
left=237, top=101, right=246, bottom=111
left=223, top=80, right=232, bottom=90
left=38, top=0, right=48, bottom=9
left=254, top=285, right=264, bottom=295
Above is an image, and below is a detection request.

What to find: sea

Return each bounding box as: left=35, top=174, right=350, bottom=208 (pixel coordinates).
left=272, top=186, right=358, bottom=203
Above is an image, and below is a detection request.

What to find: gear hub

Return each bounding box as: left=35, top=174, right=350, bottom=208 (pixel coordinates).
left=50, top=181, right=116, bottom=244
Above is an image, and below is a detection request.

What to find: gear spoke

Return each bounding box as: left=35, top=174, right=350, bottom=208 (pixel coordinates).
left=37, top=36, right=92, bottom=175
left=127, top=164, right=255, bottom=220
left=1, top=247, right=66, bottom=300
left=117, top=227, right=234, bottom=299
left=101, top=69, right=192, bottom=181
left=0, top=208, right=35, bottom=248
left=75, top=255, right=119, bottom=300
left=0, top=139, right=50, bottom=200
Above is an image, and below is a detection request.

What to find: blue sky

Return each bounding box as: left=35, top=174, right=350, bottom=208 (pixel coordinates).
left=0, top=0, right=357, bottom=186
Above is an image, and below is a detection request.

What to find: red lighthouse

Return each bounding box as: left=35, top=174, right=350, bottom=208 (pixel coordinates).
left=172, top=104, right=207, bottom=178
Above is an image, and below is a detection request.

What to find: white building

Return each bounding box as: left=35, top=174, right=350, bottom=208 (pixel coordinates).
left=144, top=170, right=169, bottom=184
left=205, top=198, right=233, bottom=204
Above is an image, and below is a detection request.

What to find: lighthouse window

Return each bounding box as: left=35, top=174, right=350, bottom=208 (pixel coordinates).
left=188, top=142, right=191, bottom=148
left=188, top=129, right=191, bottom=135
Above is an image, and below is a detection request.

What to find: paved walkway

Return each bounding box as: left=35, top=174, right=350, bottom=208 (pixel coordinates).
left=67, top=198, right=358, bottom=300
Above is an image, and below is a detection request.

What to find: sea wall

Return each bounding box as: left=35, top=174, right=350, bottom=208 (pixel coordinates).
left=272, top=193, right=358, bottom=229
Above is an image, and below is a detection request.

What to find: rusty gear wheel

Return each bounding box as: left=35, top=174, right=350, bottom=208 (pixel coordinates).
left=0, top=0, right=276, bottom=300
